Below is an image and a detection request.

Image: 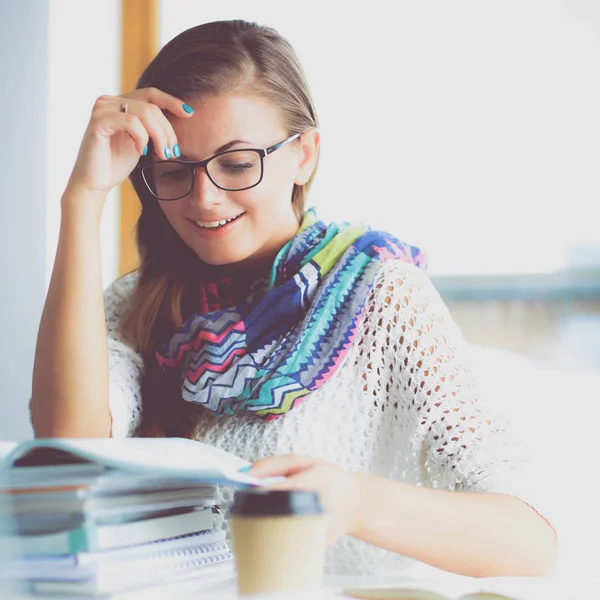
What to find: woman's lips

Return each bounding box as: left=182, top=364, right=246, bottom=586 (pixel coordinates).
left=190, top=212, right=246, bottom=240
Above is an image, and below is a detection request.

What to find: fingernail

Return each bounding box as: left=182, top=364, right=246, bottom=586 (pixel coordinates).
left=164, top=146, right=172, bottom=159
left=173, top=143, right=181, bottom=158
left=142, top=144, right=148, bottom=156
left=182, top=103, right=194, bottom=114
left=238, top=465, right=252, bottom=473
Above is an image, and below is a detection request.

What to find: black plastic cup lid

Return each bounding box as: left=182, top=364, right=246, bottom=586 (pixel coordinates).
left=231, top=489, right=324, bottom=516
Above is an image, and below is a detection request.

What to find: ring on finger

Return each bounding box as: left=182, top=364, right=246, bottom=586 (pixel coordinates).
left=119, top=101, right=128, bottom=114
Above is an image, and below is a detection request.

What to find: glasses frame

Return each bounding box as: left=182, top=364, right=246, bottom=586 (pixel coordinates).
left=140, top=132, right=301, bottom=201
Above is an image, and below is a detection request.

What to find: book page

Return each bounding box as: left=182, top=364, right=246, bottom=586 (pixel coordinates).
left=0, top=442, right=18, bottom=462
left=343, top=575, right=568, bottom=600
left=2, top=438, right=270, bottom=486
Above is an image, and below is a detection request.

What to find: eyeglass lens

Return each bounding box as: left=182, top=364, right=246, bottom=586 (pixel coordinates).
left=143, top=150, right=263, bottom=199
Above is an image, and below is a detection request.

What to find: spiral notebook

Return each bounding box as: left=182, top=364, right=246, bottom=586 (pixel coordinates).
left=23, top=531, right=235, bottom=596
left=3, top=529, right=227, bottom=573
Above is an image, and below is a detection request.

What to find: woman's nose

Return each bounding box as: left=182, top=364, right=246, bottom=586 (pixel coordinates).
left=188, top=167, right=224, bottom=208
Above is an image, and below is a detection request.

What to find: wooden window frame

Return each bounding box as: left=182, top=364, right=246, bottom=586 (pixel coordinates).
left=119, top=0, right=159, bottom=276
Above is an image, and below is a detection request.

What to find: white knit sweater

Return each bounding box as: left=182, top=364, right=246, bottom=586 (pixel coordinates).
left=104, top=260, right=552, bottom=576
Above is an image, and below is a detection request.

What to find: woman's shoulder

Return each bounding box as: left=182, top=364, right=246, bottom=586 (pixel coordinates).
left=370, top=259, right=440, bottom=302
left=363, top=258, right=451, bottom=329
left=373, top=257, right=428, bottom=279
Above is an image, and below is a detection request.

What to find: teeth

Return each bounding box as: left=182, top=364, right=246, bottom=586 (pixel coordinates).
left=196, top=214, right=241, bottom=229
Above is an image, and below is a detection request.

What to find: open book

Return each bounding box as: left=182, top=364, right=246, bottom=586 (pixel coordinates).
left=0, top=437, right=268, bottom=487
left=342, top=575, right=565, bottom=600
left=344, top=588, right=512, bottom=600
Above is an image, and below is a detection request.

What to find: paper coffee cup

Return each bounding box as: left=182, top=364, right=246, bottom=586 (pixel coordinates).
left=231, top=489, right=326, bottom=596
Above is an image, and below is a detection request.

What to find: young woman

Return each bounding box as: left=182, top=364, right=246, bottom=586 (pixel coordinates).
left=30, top=19, right=556, bottom=578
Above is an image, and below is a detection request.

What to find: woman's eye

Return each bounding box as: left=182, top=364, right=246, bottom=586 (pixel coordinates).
left=222, top=162, right=254, bottom=172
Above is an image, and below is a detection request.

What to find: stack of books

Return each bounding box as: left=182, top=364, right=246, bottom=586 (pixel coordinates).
left=0, top=437, right=267, bottom=596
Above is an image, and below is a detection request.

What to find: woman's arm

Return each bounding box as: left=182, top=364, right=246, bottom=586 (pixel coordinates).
left=31, top=190, right=110, bottom=437
left=251, top=454, right=556, bottom=578
left=31, top=191, right=111, bottom=437
left=354, top=472, right=556, bottom=578
left=30, top=89, right=191, bottom=437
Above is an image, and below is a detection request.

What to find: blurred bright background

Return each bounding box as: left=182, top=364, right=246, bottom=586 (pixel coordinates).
left=1, top=0, right=598, bottom=425
left=163, top=1, right=600, bottom=278
left=0, top=0, right=599, bottom=583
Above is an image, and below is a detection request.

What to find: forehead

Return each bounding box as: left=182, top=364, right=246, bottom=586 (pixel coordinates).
left=167, top=93, right=286, bottom=146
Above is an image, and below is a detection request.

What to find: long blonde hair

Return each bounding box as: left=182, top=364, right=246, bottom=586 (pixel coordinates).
left=121, top=20, right=320, bottom=437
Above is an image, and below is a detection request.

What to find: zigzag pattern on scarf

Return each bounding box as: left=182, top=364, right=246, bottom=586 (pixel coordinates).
left=156, top=209, right=427, bottom=418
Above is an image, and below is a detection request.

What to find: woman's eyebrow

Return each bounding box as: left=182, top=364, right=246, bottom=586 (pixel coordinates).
left=180, top=139, right=251, bottom=161
left=215, top=139, right=251, bottom=153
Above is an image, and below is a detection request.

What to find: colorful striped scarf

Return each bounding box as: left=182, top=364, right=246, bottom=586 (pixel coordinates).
left=156, top=209, right=427, bottom=420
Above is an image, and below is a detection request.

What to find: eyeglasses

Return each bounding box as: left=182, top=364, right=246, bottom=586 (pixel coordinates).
left=140, top=133, right=301, bottom=201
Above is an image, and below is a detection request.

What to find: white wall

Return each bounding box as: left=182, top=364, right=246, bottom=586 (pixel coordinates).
left=160, top=0, right=600, bottom=277
left=47, top=0, right=121, bottom=290
left=0, top=0, right=121, bottom=442
left=0, top=0, right=50, bottom=442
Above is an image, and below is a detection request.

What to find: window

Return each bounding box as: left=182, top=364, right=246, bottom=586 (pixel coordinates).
left=161, top=1, right=600, bottom=278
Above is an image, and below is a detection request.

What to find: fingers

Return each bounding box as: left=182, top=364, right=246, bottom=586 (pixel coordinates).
left=262, top=471, right=319, bottom=493
left=93, top=90, right=195, bottom=160
left=249, top=454, right=320, bottom=478
left=124, top=100, right=178, bottom=160
left=124, top=88, right=196, bottom=159
left=120, top=113, right=149, bottom=156
left=89, top=108, right=149, bottom=156
left=124, top=87, right=195, bottom=119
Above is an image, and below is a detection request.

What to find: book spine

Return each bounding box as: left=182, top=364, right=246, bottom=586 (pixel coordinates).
left=2, top=526, right=92, bottom=557
left=67, top=524, right=97, bottom=554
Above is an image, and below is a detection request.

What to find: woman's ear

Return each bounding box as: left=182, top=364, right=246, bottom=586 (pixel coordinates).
left=294, top=128, right=321, bottom=185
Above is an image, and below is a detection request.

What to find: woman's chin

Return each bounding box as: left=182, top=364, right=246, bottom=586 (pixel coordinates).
left=194, top=247, right=253, bottom=268
left=198, top=255, right=242, bottom=268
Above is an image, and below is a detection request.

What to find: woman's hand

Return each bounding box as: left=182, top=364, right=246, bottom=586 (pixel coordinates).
left=65, top=88, right=194, bottom=202
left=249, top=454, right=369, bottom=546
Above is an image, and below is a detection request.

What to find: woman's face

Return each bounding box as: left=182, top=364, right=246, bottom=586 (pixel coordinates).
left=158, top=92, right=319, bottom=269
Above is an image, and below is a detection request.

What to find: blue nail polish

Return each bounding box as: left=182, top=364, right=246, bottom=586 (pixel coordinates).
left=238, top=465, right=252, bottom=473
left=173, top=144, right=181, bottom=158
left=182, top=103, right=194, bottom=114
left=142, top=144, right=148, bottom=156
left=164, top=146, right=172, bottom=159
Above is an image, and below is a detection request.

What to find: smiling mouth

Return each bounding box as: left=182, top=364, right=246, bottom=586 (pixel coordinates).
left=193, top=213, right=246, bottom=229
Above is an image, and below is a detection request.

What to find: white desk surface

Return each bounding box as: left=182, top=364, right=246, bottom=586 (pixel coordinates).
left=4, top=571, right=589, bottom=600
left=3, top=559, right=593, bottom=600
left=142, top=573, right=588, bottom=600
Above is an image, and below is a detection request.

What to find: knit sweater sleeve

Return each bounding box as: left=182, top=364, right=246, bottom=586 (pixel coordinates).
left=361, top=260, right=555, bottom=531
left=103, top=272, right=143, bottom=438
